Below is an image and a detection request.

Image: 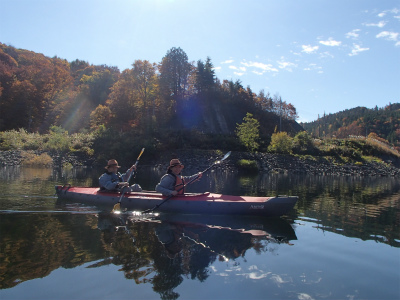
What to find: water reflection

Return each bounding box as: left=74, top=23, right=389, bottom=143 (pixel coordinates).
left=289, top=176, right=400, bottom=248
left=0, top=212, right=296, bottom=299
left=0, top=213, right=104, bottom=289
left=1, top=167, right=399, bottom=299
left=94, top=213, right=298, bottom=299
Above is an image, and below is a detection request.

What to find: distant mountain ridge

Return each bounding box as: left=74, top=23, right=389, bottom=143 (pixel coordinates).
left=302, top=103, right=400, bottom=147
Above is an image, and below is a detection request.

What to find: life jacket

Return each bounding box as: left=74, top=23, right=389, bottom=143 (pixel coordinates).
left=171, top=174, right=185, bottom=195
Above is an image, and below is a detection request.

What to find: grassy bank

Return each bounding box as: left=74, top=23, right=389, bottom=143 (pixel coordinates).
left=1, top=128, right=398, bottom=168
left=0, top=127, right=94, bottom=155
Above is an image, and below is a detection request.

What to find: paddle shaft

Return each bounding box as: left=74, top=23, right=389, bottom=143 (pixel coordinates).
left=142, top=151, right=231, bottom=214
left=116, top=148, right=145, bottom=204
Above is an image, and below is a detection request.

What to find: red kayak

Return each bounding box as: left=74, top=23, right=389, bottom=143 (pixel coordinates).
left=55, top=185, right=298, bottom=217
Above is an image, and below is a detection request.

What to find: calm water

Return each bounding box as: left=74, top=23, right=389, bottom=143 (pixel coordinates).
left=0, top=166, right=399, bottom=300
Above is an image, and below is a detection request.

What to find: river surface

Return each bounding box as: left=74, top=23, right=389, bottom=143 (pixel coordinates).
left=0, top=166, right=399, bottom=300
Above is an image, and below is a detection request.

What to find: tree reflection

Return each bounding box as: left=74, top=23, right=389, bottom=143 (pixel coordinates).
left=2, top=167, right=399, bottom=297
left=94, top=213, right=297, bottom=300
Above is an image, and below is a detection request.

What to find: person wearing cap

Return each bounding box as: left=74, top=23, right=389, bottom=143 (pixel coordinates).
left=155, top=159, right=202, bottom=196
left=99, top=159, right=142, bottom=192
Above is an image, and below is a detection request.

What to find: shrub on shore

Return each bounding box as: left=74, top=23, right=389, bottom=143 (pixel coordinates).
left=0, top=127, right=398, bottom=169
left=21, top=151, right=53, bottom=167
left=0, top=128, right=94, bottom=155
left=268, top=132, right=293, bottom=154
left=236, top=159, right=259, bottom=173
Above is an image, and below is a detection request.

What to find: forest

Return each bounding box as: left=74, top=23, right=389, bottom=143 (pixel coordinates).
left=0, top=43, right=300, bottom=146
left=302, top=104, right=400, bottom=148
left=1, top=42, right=398, bottom=163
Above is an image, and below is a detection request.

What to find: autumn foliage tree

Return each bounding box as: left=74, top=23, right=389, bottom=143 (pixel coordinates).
left=268, top=132, right=293, bottom=154
left=0, top=42, right=304, bottom=153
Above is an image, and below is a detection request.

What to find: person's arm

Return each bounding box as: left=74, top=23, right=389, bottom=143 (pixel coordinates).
left=183, top=172, right=202, bottom=183
left=156, top=174, right=176, bottom=196
left=121, top=164, right=137, bottom=182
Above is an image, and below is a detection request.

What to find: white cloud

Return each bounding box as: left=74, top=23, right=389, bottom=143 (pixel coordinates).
left=252, top=70, right=264, bottom=75
left=349, top=44, right=370, bottom=56
left=301, top=45, right=319, bottom=53
left=303, top=63, right=322, bottom=72
left=364, top=21, right=387, bottom=28
left=229, top=65, right=246, bottom=72
left=378, top=8, right=400, bottom=18
left=233, top=72, right=244, bottom=76
left=396, top=41, right=400, bottom=47
left=213, top=66, right=221, bottom=72
left=319, top=51, right=334, bottom=59
left=241, top=61, right=278, bottom=72
left=376, top=31, right=399, bottom=41
left=319, top=38, right=342, bottom=46
left=346, top=29, right=361, bottom=39
left=277, top=58, right=297, bottom=72
left=221, top=59, right=234, bottom=64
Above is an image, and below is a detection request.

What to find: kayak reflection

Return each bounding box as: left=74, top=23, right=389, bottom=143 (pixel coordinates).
left=95, top=213, right=297, bottom=299
left=154, top=214, right=297, bottom=260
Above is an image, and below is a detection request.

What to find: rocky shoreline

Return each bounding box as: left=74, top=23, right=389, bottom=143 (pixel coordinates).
left=154, top=150, right=400, bottom=177
left=1, top=149, right=399, bottom=177
left=0, top=150, right=95, bottom=168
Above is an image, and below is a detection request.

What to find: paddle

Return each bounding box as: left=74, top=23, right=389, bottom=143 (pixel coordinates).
left=142, top=151, right=231, bottom=214
left=112, top=148, right=145, bottom=213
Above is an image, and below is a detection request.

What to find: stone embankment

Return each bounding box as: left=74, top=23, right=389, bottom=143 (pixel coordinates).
left=0, top=150, right=95, bottom=167
left=152, top=150, right=400, bottom=177
left=255, top=153, right=400, bottom=177
left=1, top=150, right=399, bottom=177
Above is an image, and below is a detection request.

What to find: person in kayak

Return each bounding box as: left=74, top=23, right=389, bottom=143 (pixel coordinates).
left=156, top=158, right=202, bottom=196
left=99, top=159, right=142, bottom=192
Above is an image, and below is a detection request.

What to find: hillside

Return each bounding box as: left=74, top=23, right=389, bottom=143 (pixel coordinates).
left=0, top=43, right=302, bottom=146
left=302, top=103, right=400, bottom=149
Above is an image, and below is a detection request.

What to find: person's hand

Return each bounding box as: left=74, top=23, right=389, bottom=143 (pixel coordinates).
left=130, top=165, right=137, bottom=171
left=197, top=172, right=203, bottom=179
left=171, top=190, right=178, bottom=196
left=119, top=182, right=129, bottom=187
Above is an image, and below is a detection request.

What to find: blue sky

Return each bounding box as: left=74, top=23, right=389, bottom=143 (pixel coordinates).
left=1, top=0, right=399, bottom=122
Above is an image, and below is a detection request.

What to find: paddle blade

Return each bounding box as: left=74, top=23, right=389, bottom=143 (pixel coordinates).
left=222, top=151, right=231, bottom=161
left=112, top=202, right=121, bottom=213
left=215, top=151, right=232, bottom=165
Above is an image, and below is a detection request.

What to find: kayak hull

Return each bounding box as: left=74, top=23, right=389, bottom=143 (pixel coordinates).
left=55, top=186, right=298, bottom=217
